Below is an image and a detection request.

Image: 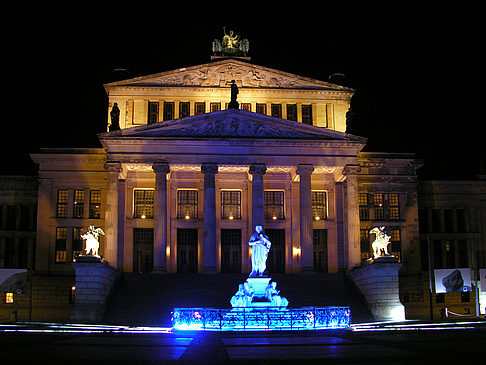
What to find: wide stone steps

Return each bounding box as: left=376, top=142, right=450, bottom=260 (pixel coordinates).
left=102, top=272, right=373, bottom=326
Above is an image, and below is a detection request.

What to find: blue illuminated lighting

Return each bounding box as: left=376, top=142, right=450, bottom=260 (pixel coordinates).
left=171, top=307, right=351, bottom=331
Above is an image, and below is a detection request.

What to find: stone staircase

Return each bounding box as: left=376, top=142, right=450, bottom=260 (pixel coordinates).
left=102, top=272, right=373, bottom=326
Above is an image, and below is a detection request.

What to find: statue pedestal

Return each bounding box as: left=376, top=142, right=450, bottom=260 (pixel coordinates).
left=347, top=259, right=405, bottom=321
left=75, top=254, right=102, bottom=263
left=70, top=260, right=120, bottom=323
left=246, top=277, right=271, bottom=299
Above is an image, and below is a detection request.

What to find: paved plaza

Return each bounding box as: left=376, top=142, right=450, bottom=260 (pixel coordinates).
left=1, top=321, right=485, bottom=364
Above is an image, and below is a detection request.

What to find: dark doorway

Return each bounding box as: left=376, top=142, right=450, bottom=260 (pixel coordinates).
left=265, top=229, right=285, bottom=274
left=221, top=229, right=242, bottom=273
left=313, top=229, right=328, bottom=272
left=177, top=228, right=198, bottom=273
left=133, top=228, right=154, bottom=273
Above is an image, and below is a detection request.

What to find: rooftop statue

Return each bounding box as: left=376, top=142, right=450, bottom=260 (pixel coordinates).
left=370, top=226, right=391, bottom=259
left=222, top=27, right=239, bottom=49
left=212, top=27, right=249, bottom=58
left=227, top=80, right=239, bottom=109
left=109, top=103, right=120, bottom=131
left=81, top=225, right=105, bottom=257
left=248, top=225, right=271, bottom=277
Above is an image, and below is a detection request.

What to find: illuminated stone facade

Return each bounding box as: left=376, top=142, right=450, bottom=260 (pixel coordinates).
left=1, top=57, right=483, bottom=322
left=29, top=59, right=422, bottom=276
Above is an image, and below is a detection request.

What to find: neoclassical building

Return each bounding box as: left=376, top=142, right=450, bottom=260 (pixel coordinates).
left=30, top=58, right=422, bottom=277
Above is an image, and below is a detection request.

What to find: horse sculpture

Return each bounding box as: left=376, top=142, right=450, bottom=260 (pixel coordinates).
left=370, top=226, right=391, bottom=259
left=80, top=225, right=105, bottom=257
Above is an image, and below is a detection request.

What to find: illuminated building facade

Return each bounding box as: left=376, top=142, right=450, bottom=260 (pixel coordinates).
left=1, top=54, right=484, bottom=322
left=29, top=58, right=422, bottom=276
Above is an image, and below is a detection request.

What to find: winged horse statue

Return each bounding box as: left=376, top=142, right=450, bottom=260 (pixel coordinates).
left=81, top=225, right=105, bottom=257
left=370, top=226, right=391, bottom=259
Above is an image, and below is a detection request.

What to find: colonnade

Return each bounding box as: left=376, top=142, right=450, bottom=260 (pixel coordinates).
left=103, top=161, right=361, bottom=273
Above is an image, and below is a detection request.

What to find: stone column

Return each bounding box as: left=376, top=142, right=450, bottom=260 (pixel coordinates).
left=249, top=164, right=267, bottom=229
left=343, top=164, right=361, bottom=269
left=201, top=163, right=218, bottom=273
left=104, top=162, right=122, bottom=267
left=296, top=164, right=314, bottom=272
left=152, top=162, right=170, bottom=273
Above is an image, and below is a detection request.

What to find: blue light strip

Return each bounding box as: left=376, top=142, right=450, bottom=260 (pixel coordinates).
left=171, top=306, right=351, bottom=331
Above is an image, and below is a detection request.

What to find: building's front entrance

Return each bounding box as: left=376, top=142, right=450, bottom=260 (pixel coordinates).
left=266, top=229, right=285, bottom=273
left=177, top=228, right=198, bottom=273
left=221, top=229, right=242, bottom=273
left=133, top=228, right=154, bottom=273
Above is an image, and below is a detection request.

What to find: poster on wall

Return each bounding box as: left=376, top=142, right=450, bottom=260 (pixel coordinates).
left=434, top=268, right=472, bottom=293
left=480, top=269, right=486, bottom=292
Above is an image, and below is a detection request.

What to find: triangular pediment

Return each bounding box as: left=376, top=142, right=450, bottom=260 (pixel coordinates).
left=101, top=109, right=364, bottom=141
left=104, top=59, right=353, bottom=91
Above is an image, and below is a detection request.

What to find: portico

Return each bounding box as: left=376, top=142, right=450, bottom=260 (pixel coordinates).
left=98, top=108, right=366, bottom=274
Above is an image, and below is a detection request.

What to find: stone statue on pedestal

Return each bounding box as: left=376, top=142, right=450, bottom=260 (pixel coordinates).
left=109, top=103, right=120, bottom=131
left=248, top=225, right=271, bottom=277
left=81, top=225, right=105, bottom=257
left=265, top=282, right=289, bottom=308
left=370, top=226, right=391, bottom=259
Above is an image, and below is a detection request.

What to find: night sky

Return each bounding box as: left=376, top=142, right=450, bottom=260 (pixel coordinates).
left=3, top=6, right=482, bottom=178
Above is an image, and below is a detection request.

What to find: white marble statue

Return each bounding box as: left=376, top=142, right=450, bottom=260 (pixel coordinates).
left=265, top=282, right=289, bottom=308
left=248, top=225, right=271, bottom=277
left=81, top=225, right=105, bottom=257
left=370, top=226, right=391, bottom=259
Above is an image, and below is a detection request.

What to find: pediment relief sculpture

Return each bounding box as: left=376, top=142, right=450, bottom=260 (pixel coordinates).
left=109, top=60, right=351, bottom=91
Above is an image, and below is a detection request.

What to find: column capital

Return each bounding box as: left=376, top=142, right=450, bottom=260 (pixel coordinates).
left=296, top=164, right=314, bottom=176
left=152, top=161, right=170, bottom=174
left=201, top=163, right=218, bottom=175
left=249, top=164, right=267, bottom=175
left=342, top=164, right=360, bottom=176
left=104, top=161, right=122, bottom=173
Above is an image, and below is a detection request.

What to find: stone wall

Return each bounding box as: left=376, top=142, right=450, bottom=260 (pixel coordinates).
left=70, top=259, right=120, bottom=323
left=347, top=259, right=405, bottom=321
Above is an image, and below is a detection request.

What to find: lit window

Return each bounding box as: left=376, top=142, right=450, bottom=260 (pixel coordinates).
left=390, top=228, right=401, bottom=261
left=389, top=193, right=400, bottom=220
left=72, top=227, right=83, bottom=261
left=73, top=189, right=84, bottom=218
left=134, top=189, right=154, bottom=218
left=312, top=191, right=327, bottom=220
left=56, top=189, right=68, bottom=218
left=6, top=293, right=13, bottom=304
left=264, top=191, right=284, bottom=220
left=55, top=227, right=67, bottom=263
left=177, top=190, right=198, bottom=219
left=89, top=190, right=101, bottom=219
left=373, top=193, right=384, bottom=220
left=221, top=190, right=241, bottom=219
left=359, top=193, right=369, bottom=221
